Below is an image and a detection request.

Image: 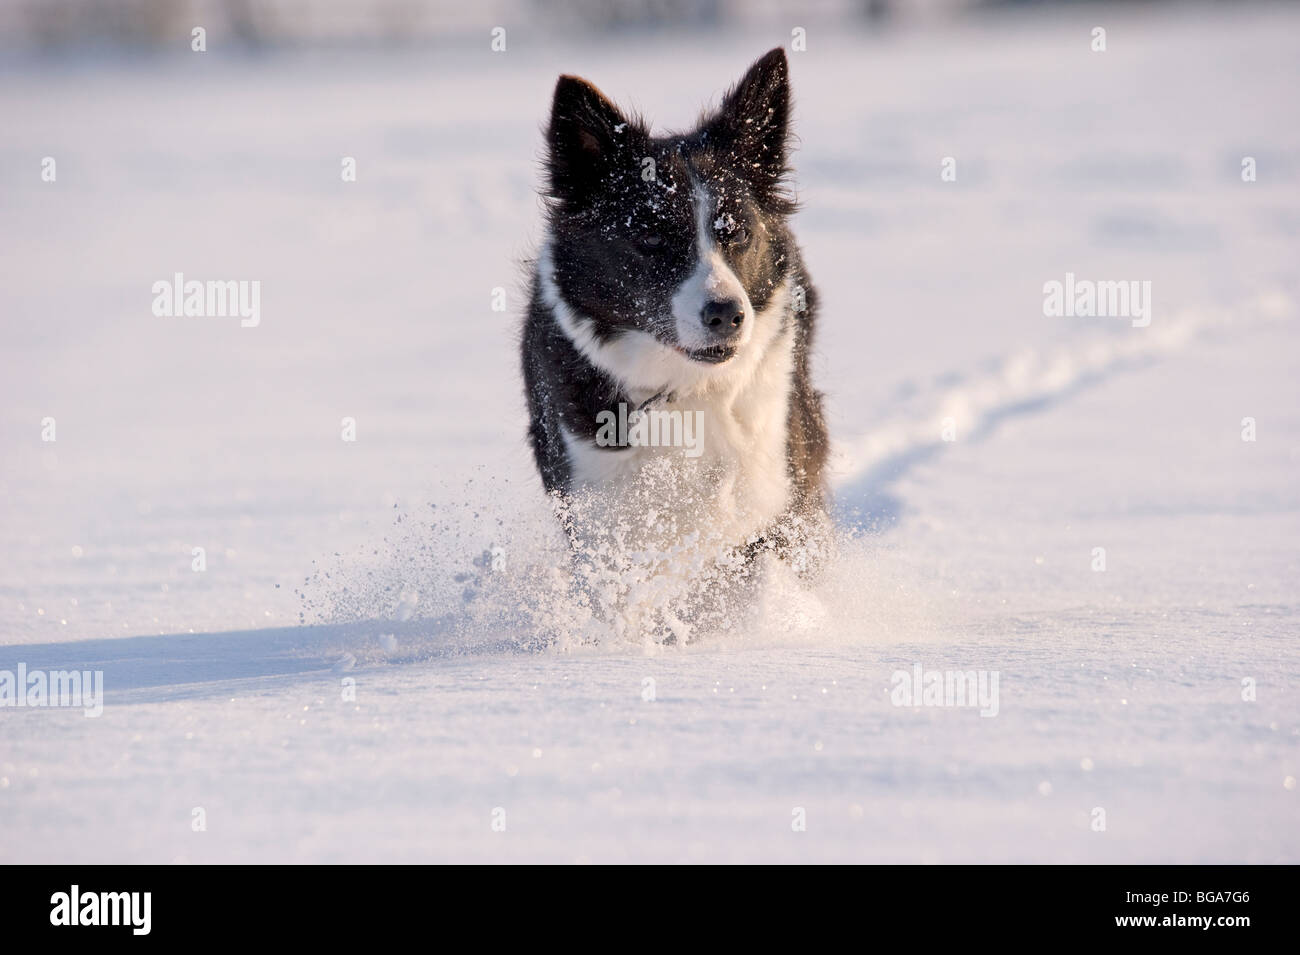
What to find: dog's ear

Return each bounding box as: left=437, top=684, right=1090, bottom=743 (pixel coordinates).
left=702, top=48, right=793, bottom=210
left=547, top=75, right=638, bottom=204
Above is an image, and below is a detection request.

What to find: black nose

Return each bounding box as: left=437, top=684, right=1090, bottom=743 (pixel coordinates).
left=700, top=298, right=745, bottom=334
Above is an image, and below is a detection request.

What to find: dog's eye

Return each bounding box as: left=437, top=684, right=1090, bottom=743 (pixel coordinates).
left=715, top=217, right=751, bottom=249
left=637, top=234, right=665, bottom=253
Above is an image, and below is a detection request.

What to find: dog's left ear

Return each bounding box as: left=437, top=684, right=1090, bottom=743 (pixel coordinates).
left=547, top=74, right=639, bottom=206
left=702, top=48, right=792, bottom=209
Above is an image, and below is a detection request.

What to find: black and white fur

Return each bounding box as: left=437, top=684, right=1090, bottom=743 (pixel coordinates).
left=522, top=48, right=828, bottom=575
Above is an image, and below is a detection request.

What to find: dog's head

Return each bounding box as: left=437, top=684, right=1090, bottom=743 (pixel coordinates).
left=542, top=49, right=798, bottom=387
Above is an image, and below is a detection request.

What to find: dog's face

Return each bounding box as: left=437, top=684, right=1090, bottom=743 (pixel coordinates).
left=543, top=49, right=797, bottom=376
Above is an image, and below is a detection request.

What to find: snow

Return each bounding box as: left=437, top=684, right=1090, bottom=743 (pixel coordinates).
left=1, top=4, right=1298, bottom=862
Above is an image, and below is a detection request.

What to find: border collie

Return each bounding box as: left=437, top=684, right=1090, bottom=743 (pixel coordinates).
left=521, top=49, right=828, bottom=632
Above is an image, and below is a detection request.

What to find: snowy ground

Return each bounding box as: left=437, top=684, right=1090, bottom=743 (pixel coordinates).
left=1, top=4, right=1298, bottom=863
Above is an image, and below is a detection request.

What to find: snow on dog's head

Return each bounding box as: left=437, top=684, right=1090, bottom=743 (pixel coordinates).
left=540, top=49, right=799, bottom=394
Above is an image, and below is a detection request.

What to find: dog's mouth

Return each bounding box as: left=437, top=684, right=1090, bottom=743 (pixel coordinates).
left=674, top=343, right=737, bottom=365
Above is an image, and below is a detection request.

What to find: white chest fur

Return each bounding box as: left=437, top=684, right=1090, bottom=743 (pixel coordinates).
left=560, top=291, right=797, bottom=549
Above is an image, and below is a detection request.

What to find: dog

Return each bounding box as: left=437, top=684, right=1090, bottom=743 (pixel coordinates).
left=521, top=49, right=829, bottom=636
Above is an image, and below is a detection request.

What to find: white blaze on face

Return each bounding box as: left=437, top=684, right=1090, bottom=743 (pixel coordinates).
left=670, top=180, right=754, bottom=352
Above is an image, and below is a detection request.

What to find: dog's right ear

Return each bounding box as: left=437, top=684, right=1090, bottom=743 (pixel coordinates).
left=547, top=75, right=637, bottom=203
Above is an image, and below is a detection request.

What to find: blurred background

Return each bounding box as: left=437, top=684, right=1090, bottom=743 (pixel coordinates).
left=0, top=0, right=1266, bottom=51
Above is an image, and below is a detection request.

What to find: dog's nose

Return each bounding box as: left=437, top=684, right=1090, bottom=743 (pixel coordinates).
left=700, top=298, right=745, bottom=335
